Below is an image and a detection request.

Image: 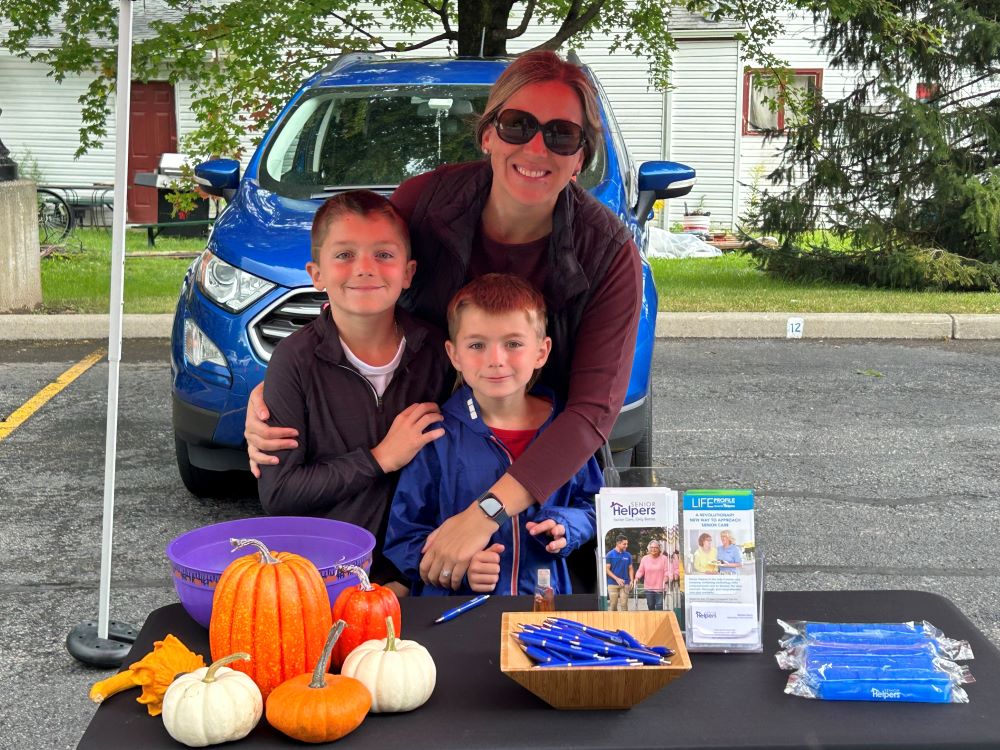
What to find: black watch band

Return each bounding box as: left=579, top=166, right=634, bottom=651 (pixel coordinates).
left=477, top=492, right=509, bottom=527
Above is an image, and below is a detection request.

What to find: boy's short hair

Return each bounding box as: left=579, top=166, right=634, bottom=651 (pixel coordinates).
left=446, top=273, right=547, bottom=341
left=310, top=190, right=410, bottom=262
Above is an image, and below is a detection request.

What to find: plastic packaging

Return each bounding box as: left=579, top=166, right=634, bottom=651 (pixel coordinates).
left=776, top=619, right=976, bottom=703
left=777, top=619, right=973, bottom=660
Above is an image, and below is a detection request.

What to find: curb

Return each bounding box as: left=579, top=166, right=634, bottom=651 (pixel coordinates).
left=2, top=312, right=1000, bottom=341
left=0, top=314, right=175, bottom=340
left=655, top=313, right=1000, bottom=339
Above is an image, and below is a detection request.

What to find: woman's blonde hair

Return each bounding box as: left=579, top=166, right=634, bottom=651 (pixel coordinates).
left=476, top=50, right=602, bottom=167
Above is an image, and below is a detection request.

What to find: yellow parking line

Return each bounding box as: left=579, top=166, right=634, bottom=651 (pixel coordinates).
left=0, top=348, right=106, bottom=442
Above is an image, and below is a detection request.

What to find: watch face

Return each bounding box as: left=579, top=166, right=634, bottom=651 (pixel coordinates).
left=480, top=496, right=504, bottom=517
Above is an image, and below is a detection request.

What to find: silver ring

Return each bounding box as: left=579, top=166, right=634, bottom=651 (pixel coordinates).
left=441, top=570, right=451, bottom=578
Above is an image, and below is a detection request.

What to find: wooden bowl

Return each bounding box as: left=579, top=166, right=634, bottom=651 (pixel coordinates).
left=500, top=610, right=691, bottom=709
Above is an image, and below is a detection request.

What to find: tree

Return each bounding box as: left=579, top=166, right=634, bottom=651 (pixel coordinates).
left=753, top=0, right=1000, bottom=289
left=1, top=0, right=792, bottom=160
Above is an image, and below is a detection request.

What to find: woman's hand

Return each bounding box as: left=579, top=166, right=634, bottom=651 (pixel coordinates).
left=419, top=504, right=498, bottom=591
left=467, top=543, right=504, bottom=592
left=245, top=382, right=299, bottom=477
left=370, top=402, right=444, bottom=473
left=525, top=519, right=566, bottom=554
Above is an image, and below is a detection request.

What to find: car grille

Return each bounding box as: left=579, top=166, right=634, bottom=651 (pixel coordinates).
left=248, top=289, right=326, bottom=361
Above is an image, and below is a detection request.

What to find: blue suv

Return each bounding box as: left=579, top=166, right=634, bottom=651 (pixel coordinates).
left=173, top=54, right=695, bottom=496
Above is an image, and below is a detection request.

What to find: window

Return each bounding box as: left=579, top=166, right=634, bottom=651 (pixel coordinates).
left=743, top=69, right=823, bottom=135
left=915, top=81, right=940, bottom=104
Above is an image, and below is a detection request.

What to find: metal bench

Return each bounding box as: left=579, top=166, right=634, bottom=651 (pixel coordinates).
left=130, top=219, right=214, bottom=247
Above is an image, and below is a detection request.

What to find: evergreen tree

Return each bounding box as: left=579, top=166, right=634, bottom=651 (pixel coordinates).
left=755, top=0, right=1000, bottom=289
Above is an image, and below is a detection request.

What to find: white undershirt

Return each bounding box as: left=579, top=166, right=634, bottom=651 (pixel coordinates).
left=340, top=335, right=406, bottom=397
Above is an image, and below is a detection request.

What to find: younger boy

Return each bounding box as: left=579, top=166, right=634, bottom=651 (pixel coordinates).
left=383, top=273, right=600, bottom=596
left=257, top=190, right=452, bottom=591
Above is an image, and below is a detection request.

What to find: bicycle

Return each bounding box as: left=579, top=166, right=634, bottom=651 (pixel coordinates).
left=37, top=187, right=74, bottom=245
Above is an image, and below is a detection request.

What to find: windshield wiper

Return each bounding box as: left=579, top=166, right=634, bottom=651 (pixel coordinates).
left=309, top=184, right=398, bottom=199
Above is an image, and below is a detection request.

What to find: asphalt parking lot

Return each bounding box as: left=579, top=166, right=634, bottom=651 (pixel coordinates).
left=1, top=337, right=999, bottom=748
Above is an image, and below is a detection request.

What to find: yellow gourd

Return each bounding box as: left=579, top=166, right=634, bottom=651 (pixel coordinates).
left=88, top=634, right=205, bottom=716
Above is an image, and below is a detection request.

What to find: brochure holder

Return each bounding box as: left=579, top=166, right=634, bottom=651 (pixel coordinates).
left=684, top=552, right=765, bottom=653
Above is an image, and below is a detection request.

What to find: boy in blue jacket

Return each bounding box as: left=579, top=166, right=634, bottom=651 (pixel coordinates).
left=384, top=273, right=600, bottom=596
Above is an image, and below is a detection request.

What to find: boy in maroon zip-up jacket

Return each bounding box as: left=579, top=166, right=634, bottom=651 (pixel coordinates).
left=257, top=191, right=452, bottom=595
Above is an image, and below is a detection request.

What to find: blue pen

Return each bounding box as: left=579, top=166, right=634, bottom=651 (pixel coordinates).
left=535, top=658, right=640, bottom=668
left=434, top=594, right=490, bottom=623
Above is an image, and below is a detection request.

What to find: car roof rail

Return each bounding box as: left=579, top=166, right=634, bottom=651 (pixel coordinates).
left=566, top=49, right=584, bottom=66
left=320, top=51, right=388, bottom=76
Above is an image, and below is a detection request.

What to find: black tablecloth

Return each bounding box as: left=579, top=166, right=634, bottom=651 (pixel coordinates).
left=79, top=590, right=1000, bottom=750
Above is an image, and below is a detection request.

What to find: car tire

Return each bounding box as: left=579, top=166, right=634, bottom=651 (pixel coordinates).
left=175, top=434, right=242, bottom=498
left=630, top=387, right=654, bottom=468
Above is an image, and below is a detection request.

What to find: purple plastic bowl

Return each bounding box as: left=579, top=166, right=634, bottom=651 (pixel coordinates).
left=166, top=516, right=375, bottom=628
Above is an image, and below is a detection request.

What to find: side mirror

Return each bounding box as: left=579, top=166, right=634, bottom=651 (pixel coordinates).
left=194, top=159, right=241, bottom=201
left=635, top=161, right=696, bottom=229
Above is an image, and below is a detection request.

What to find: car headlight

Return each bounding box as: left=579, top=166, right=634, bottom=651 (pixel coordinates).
left=196, top=251, right=275, bottom=312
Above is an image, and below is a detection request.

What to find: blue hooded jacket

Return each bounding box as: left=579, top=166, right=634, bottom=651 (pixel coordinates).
left=383, top=384, right=601, bottom=596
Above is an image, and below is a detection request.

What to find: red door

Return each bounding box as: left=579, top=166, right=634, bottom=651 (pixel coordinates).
left=128, top=82, right=177, bottom=223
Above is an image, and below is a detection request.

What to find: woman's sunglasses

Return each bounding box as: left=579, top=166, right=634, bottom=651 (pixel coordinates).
left=492, top=109, right=586, bottom=156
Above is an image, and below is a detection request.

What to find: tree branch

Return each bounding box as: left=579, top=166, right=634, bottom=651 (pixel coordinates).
left=502, top=0, right=537, bottom=40
left=328, top=12, right=455, bottom=51
left=417, top=0, right=453, bottom=36
left=527, top=0, right=605, bottom=52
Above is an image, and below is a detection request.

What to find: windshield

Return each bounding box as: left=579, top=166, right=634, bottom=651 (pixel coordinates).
left=259, top=84, right=606, bottom=199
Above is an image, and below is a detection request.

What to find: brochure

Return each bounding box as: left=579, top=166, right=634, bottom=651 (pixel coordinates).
left=595, top=486, right=681, bottom=619
left=682, top=489, right=762, bottom=652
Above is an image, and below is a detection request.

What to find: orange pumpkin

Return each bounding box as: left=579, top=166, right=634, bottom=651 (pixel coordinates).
left=266, top=620, right=371, bottom=744
left=331, top=564, right=401, bottom=668
left=209, top=537, right=333, bottom=699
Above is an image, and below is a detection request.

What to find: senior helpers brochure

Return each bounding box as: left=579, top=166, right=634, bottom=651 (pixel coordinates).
left=683, top=489, right=762, bottom=652
left=595, top=486, right=681, bottom=618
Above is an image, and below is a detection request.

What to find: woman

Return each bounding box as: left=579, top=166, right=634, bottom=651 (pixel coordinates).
left=692, top=533, right=719, bottom=574
left=633, top=540, right=672, bottom=611
left=245, top=51, right=642, bottom=592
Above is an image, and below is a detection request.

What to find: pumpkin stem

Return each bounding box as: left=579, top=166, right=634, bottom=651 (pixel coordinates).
left=230, top=537, right=280, bottom=565
left=311, top=620, right=347, bottom=689
left=336, top=564, right=373, bottom=591
left=89, top=668, right=138, bottom=704
left=383, top=615, right=398, bottom=653
left=203, top=652, right=250, bottom=683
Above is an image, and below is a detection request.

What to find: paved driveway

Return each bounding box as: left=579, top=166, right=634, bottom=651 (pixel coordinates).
left=1, top=337, right=998, bottom=748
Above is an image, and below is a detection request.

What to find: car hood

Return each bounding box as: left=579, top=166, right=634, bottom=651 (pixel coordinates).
left=208, top=180, right=322, bottom=288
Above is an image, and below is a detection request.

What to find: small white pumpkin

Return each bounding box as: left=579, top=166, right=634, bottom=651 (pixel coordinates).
left=340, top=616, right=436, bottom=712
left=161, top=652, right=263, bottom=747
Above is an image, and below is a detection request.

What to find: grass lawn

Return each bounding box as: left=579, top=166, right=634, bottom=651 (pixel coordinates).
left=37, top=229, right=1000, bottom=314
left=40, top=228, right=200, bottom=313
left=652, top=253, right=1000, bottom=314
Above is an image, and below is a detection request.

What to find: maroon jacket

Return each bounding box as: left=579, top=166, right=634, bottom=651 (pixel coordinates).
left=258, top=306, right=452, bottom=578
left=393, top=161, right=642, bottom=502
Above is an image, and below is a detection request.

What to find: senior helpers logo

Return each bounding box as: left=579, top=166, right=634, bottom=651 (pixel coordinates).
left=608, top=498, right=661, bottom=523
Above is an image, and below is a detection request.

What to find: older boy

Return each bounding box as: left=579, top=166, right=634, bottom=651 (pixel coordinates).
left=257, top=190, right=452, bottom=591
left=383, top=273, right=600, bottom=596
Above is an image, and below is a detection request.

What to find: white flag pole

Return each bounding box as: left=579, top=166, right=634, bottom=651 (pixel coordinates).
left=67, top=0, right=139, bottom=667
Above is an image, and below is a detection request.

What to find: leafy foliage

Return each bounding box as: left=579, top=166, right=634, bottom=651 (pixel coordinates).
left=757, top=0, right=1000, bottom=287
left=1, top=0, right=795, bottom=162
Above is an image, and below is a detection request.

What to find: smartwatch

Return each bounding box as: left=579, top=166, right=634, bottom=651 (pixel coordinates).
left=477, top=492, right=509, bottom=527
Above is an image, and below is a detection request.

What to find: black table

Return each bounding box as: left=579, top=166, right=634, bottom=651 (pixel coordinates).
left=79, top=591, right=1000, bottom=750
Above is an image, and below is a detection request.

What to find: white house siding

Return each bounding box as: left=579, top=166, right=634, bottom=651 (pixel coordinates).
left=0, top=50, right=202, bottom=186
left=736, top=11, right=859, bottom=222
left=663, top=37, right=740, bottom=229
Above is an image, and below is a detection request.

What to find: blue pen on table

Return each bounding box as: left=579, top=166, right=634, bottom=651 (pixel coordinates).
left=434, top=594, right=490, bottom=624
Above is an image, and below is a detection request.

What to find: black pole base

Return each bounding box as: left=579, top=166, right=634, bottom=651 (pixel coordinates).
left=67, top=620, right=139, bottom=668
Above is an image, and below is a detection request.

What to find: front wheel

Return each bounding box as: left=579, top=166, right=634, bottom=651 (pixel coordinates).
left=174, top=434, right=254, bottom=498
